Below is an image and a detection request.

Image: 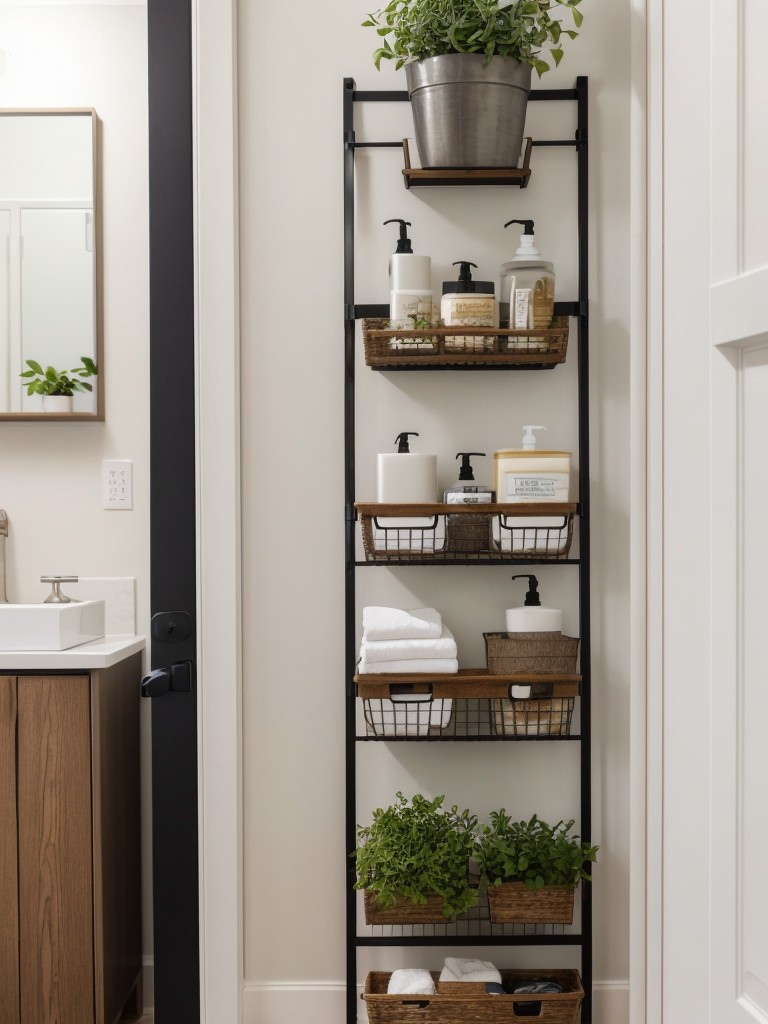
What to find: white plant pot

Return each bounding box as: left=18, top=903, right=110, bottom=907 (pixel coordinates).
left=42, top=395, right=74, bottom=414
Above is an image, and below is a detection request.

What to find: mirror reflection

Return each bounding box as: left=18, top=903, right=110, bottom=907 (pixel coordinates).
left=0, top=109, right=101, bottom=418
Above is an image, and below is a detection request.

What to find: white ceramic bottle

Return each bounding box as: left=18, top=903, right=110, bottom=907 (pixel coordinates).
left=384, top=219, right=432, bottom=323
left=376, top=431, right=437, bottom=503
left=505, top=574, right=563, bottom=633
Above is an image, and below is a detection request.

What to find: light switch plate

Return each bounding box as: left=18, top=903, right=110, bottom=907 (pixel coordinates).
left=102, top=459, right=133, bottom=510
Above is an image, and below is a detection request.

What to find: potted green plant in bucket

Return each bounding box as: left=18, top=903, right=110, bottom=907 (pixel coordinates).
left=478, top=811, right=597, bottom=923
left=20, top=356, right=98, bottom=414
left=363, top=0, right=584, bottom=168
left=352, top=792, right=478, bottom=922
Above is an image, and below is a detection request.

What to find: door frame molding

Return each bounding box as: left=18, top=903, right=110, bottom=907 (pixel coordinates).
left=629, top=0, right=662, bottom=1021
left=191, top=0, right=243, bottom=1019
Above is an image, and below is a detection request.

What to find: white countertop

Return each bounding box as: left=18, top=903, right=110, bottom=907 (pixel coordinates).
left=0, top=634, right=145, bottom=670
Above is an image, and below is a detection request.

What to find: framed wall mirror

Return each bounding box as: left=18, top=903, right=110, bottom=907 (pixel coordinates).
left=0, top=109, right=102, bottom=420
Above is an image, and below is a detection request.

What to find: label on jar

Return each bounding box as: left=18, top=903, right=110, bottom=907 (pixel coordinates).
left=503, top=472, right=569, bottom=501
left=444, top=296, right=496, bottom=325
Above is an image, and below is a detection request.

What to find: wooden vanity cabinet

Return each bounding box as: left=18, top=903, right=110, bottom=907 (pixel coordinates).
left=0, top=653, right=143, bottom=1024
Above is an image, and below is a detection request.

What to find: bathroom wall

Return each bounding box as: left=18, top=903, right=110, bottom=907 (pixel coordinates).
left=0, top=0, right=152, bottom=978
left=238, top=1, right=631, bottom=1022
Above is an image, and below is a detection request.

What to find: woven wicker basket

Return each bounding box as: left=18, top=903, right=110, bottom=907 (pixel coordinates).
left=484, top=632, right=579, bottom=674
left=364, top=890, right=452, bottom=925
left=363, top=969, right=584, bottom=1024
left=487, top=881, right=575, bottom=924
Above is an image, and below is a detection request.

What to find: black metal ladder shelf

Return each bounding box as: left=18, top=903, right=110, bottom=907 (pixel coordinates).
left=343, top=76, right=591, bottom=1024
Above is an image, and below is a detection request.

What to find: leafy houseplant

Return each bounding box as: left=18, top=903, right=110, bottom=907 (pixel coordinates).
left=477, top=812, right=598, bottom=924
left=364, top=0, right=583, bottom=75
left=363, top=0, right=584, bottom=169
left=352, top=792, right=479, bottom=921
left=20, top=356, right=98, bottom=398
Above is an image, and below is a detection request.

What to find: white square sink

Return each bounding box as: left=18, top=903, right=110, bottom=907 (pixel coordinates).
left=0, top=600, right=106, bottom=651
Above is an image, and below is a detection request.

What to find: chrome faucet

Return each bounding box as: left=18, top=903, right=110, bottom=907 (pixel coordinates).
left=0, top=511, right=7, bottom=603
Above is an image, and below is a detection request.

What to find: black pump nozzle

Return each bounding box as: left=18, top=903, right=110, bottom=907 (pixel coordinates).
left=384, top=218, right=413, bottom=253
left=511, top=574, right=541, bottom=606
left=452, top=260, right=477, bottom=284
left=504, top=219, right=535, bottom=235
left=395, top=431, right=419, bottom=453
left=456, top=452, right=486, bottom=481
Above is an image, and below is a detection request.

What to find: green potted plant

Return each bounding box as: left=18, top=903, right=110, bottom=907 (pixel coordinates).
left=20, top=356, right=98, bottom=413
left=363, top=0, right=584, bottom=168
left=352, top=792, right=479, bottom=922
left=477, top=812, right=597, bottom=923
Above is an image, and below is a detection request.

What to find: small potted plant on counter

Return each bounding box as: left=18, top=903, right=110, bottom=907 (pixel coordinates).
left=363, top=0, right=584, bottom=168
left=20, top=356, right=98, bottom=413
left=478, top=811, right=597, bottom=924
left=352, top=792, right=478, bottom=922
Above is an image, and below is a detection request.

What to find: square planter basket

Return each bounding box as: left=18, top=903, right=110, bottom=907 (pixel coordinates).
left=486, top=881, right=575, bottom=924
left=364, top=890, right=453, bottom=925
left=363, top=969, right=584, bottom=1024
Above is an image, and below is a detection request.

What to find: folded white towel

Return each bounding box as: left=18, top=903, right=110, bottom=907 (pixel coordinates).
left=360, top=624, right=457, bottom=664
left=357, top=657, right=459, bottom=675
left=362, top=606, right=442, bottom=642
left=387, top=969, right=436, bottom=995
left=441, top=958, right=502, bottom=984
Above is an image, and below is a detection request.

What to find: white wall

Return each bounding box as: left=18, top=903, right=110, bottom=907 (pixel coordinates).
left=0, top=0, right=152, bottom=975
left=238, top=2, right=631, bottom=1021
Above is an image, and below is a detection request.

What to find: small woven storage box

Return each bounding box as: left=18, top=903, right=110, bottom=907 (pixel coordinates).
left=484, top=632, right=579, bottom=674
left=364, top=890, right=451, bottom=925
left=363, top=969, right=584, bottom=1024
left=487, top=882, right=575, bottom=924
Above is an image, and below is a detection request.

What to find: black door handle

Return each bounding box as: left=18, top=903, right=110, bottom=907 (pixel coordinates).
left=141, top=661, right=195, bottom=698
left=142, top=668, right=171, bottom=698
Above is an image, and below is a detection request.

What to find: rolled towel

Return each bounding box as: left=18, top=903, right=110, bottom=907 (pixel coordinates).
left=357, top=657, right=459, bottom=675
left=360, top=624, right=457, bottom=664
left=441, top=958, right=502, bottom=985
left=362, top=606, right=442, bottom=642
left=387, top=969, right=436, bottom=995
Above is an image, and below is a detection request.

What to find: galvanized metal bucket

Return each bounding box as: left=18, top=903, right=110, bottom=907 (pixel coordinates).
left=405, top=53, right=532, bottom=169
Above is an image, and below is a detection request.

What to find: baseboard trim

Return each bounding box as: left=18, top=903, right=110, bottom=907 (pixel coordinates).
left=141, top=956, right=154, bottom=1012
left=242, top=979, right=629, bottom=1024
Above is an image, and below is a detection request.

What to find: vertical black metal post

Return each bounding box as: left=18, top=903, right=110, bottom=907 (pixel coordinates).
left=575, top=75, right=592, bottom=1024
left=343, top=77, right=358, bottom=1024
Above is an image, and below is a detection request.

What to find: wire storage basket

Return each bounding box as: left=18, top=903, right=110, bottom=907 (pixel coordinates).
left=362, top=316, right=570, bottom=369
left=356, top=503, right=576, bottom=563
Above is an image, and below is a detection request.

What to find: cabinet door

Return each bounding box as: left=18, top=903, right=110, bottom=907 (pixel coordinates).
left=0, top=677, right=19, bottom=1024
left=17, top=675, right=93, bottom=1024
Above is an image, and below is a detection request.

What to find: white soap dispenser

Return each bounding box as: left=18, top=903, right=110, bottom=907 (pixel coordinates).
left=377, top=431, right=438, bottom=503
left=384, top=219, right=432, bottom=323
left=506, top=574, right=563, bottom=633
left=499, top=219, right=555, bottom=336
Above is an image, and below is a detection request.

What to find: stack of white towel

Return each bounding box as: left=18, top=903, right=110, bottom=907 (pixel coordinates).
left=358, top=607, right=458, bottom=674
left=385, top=959, right=502, bottom=995
left=359, top=607, right=457, bottom=736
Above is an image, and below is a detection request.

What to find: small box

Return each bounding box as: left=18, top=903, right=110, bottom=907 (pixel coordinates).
left=484, top=632, right=579, bottom=674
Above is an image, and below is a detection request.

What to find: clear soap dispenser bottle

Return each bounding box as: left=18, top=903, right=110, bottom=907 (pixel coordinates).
left=499, top=219, right=555, bottom=340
